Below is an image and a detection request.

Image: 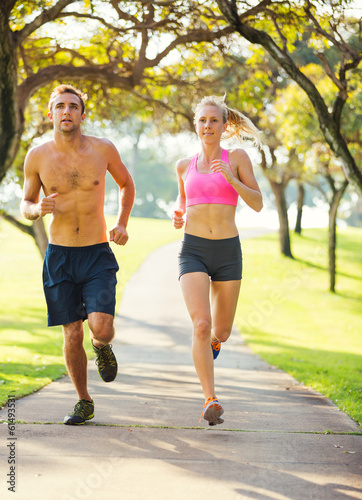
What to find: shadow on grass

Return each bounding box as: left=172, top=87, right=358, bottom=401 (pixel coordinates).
left=293, top=256, right=362, bottom=283
left=243, top=331, right=362, bottom=425
left=244, top=333, right=362, bottom=375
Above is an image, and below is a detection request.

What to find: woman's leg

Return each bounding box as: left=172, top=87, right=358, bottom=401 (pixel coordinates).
left=179, top=272, right=215, bottom=401
left=210, top=280, right=241, bottom=343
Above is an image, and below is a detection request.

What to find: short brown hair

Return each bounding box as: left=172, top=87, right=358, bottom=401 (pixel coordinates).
left=48, top=84, right=88, bottom=114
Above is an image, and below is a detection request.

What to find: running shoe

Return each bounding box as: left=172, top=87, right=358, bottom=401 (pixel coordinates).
left=211, top=339, right=221, bottom=360
left=92, top=342, right=118, bottom=382
left=199, top=397, right=224, bottom=426
left=63, top=399, right=94, bottom=425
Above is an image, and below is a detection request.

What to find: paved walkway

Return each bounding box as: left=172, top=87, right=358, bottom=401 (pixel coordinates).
left=1, top=231, right=361, bottom=500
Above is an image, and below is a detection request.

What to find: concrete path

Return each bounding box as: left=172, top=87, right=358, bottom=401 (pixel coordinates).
left=1, top=231, right=361, bottom=500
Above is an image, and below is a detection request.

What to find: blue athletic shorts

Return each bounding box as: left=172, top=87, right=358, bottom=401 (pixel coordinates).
left=178, top=233, right=242, bottom=281
left=43, top=242, right=119, bottom=327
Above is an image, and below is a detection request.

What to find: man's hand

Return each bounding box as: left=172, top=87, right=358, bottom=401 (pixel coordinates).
left=109, top=224, right=129, bottom=245
left=38, top=193, right=59, bottom=217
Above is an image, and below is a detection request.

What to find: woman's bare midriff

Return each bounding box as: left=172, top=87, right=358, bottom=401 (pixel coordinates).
left=184, top=204, right=239, bottom=240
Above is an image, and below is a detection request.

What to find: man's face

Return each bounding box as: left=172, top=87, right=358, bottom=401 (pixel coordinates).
left=48, top=93, right=85, bottom=133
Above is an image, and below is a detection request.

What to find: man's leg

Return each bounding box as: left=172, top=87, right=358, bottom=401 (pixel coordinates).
left=63, top=320, right=94, bottom=425
left=88, top=312, right=118, bottom=382
left=63, top=320, right=91, bottom=401
left=88, top=311, right=115, bottom=348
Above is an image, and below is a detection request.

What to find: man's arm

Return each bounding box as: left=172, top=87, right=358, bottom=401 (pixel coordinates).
left=20, top=149, right=59, bottom=220
left=106, top=141, right=135, bottom=245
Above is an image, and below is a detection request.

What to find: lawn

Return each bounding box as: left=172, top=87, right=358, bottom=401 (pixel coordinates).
left=236, top=227, right=362, bottom=428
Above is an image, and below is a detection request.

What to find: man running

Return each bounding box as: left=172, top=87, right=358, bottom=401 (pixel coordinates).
left=21, top=84, right=135, bottom=425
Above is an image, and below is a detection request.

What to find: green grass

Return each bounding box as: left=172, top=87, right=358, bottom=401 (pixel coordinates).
left=0, top=216, right=181, bottom=408
left=236, top=227, right=362, bottom=428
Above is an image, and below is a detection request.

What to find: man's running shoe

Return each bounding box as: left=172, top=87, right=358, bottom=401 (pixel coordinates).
left=63, top=399, right=94, bottom=425
left=211, top=339, right=221, bottom=360
left=199, top=397, right=224, bottom=426
left=92, top=342, right=118, bottom=382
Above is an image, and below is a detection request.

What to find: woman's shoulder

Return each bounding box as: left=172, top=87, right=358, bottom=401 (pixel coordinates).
left=226, top=147, right=250, bottom=161
left=175, top=155, right=195, bottom=175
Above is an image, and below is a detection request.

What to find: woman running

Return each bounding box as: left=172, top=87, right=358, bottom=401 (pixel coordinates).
left=172, top=95, right=263, bottom=426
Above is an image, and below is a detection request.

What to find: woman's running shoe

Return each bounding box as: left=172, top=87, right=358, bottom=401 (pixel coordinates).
left=211, top=339, right=221, bottom=360
left=199, top=397, right=224, bottom=426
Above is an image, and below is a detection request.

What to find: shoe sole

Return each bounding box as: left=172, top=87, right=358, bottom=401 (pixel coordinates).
left=63, top=413, right=95, bottom=425
left=97, top=369, right=117, bottom=383
left=203, top=403, right=224, bottom=426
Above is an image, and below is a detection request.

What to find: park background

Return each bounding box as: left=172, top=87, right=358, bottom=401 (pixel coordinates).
left=0, top=0, right=361, bottom=429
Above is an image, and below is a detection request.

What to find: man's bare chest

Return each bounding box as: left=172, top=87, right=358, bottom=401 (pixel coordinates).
left=40, top=153, right=107, bottom=194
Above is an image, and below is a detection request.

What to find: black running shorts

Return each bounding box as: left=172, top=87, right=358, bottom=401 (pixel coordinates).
left=178, top=233, right=242, bottom=281
left=43, top=242, right=119, bottom=327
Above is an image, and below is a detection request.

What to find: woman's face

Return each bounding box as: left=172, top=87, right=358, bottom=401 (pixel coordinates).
left=194, top=105, right=226, bottom=143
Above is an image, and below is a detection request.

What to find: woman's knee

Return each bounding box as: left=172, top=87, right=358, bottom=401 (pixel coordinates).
left=193, top=317, right=212, bottom=341
left=213, top=326, right=232, bottom=343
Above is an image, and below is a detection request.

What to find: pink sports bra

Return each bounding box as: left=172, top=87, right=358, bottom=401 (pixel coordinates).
left=184, top=149, right=239, bottom=207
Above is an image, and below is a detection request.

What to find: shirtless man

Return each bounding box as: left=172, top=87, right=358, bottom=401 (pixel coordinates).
left=21, top=84, right=135, bottom=425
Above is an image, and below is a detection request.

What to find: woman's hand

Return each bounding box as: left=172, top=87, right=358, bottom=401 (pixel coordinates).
left=172, top=209, right=185, bottom=229
left=210, top=159, right=234, bottom=184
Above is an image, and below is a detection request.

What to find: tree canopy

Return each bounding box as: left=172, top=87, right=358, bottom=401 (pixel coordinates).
left=1, top=0, right=361, bottom=196
left=216, top=0, right=362, bottom=191
left=1, top=0, right=232, bottom=182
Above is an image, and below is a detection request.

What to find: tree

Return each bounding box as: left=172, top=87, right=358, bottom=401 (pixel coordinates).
left=270, top=62, right=358, bottom=291
left=1, top=0, right=233, bottom=184
left=307, top=144, right=349, bottom=292
left=1, top=0, right=235, bottom=254
left=216, top=0, right=362, bottom=193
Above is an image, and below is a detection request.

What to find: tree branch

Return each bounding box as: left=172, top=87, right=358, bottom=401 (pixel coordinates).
left=0, top=210, right=34, bottom=236
left=13, top=0, right=77, bottom=46
left=216, top=0, right=362, bottom=192
left=17, top=64, right=133, bottom=111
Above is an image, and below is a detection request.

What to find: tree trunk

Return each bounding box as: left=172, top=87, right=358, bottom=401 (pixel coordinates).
left=0, top=1, right=23, bottom=184
left=0, top=212, right=48, bottom=258
left=328, top=180, right=349, bottom=293
left=270, top=181, right=293, bottom=258
left=294, top=182, right=305, bottom=234
left=32, top=218, right=48, bottom=258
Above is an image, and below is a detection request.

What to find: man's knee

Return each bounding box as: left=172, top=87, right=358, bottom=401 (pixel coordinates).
left=88, top=313, right=115, bottom=344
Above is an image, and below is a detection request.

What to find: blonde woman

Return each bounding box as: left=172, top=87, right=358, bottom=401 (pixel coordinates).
left=172, top=95, right=262, bottom=425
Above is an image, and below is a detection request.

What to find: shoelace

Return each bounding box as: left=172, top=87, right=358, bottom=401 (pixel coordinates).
left=72, top=399, right=92, bottom=417
left=211, top=340, right=221, bottom=351
left=199, top=397, right=221, bottom=422
left=95, top=345, right=116, bottom=369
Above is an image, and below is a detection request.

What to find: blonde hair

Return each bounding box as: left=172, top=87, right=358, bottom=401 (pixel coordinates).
left=193, top=95, right=261, bottom=148
left=48, top=84, right=88, bottom=114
